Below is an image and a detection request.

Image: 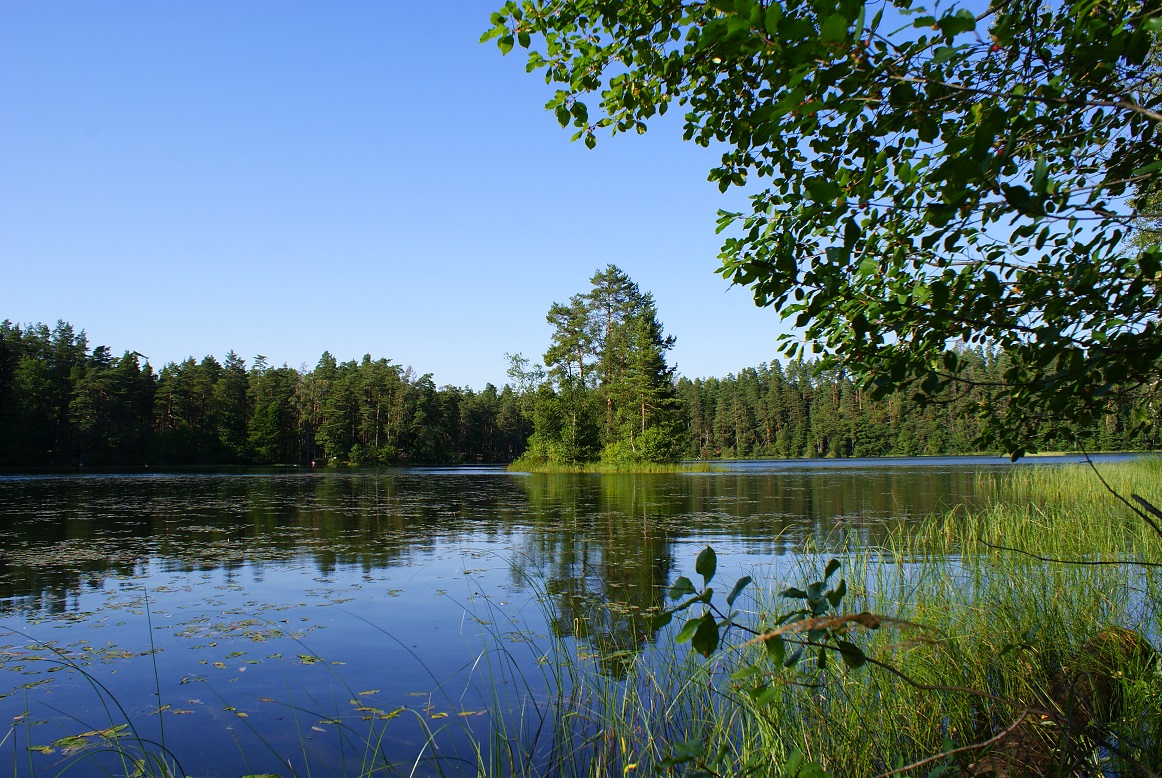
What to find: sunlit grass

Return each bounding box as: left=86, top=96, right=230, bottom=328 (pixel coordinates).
left=522, top=459, right=1162, bottom=776
left=6, top=460, right=1160, bottom=776
left=507, top=459, right=719, bottom=474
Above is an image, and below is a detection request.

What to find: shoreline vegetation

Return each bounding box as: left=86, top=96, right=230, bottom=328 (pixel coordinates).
left=0, top=448, right=1149, bottom=475
left=3, top=460, right=1159, bottom=776
left=497, top=459, right=1162, bottom=776
left=506, top=458, right=722, bottom=474
left=2, top=312, right=1158, bottom=470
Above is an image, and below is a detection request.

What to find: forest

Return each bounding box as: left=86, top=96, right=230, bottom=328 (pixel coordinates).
left=1, top=294, right=1157, bottom=469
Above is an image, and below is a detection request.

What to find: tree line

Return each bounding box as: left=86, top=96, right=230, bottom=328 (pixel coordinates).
left=675, top=354, right=1159, bottom=460
left=1, top=314, right=1156, bottom=468
left=0, top=320, right=529, bottom=467
left=517, top=266, right=1160, bottom=465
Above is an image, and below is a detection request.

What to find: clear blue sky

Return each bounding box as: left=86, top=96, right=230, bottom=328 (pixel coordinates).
left=0, top=1, right=787, bottom=388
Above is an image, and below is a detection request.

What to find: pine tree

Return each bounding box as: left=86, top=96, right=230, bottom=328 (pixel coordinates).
left=532, top=266, right=681, bottom=463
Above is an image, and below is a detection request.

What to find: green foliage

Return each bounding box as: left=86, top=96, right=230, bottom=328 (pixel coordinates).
left=599, top=423, right=681, bottom=464
left=653, top=548, right=884, bottom=775
left=2, top=316, right=1159, bottom=467
left=676, top=354, right=1161, bottom=459
left=635, top=462, right=1162, bottom=775
left=0, top=320, right=531, bottom=467
left=487, top=0, right=1162, bottom=458
left=534, top=265, right=682, bottom=463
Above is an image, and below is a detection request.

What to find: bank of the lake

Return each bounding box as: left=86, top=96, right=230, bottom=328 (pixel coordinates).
left=506, top=458, right=720, bottom=474
left=0, top=455, right=1157, bottom=776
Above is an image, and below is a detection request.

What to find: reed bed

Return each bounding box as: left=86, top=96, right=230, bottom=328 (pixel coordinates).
left=506, top=460, right=720, bottom=474
left=524, top=459, right=1162, bottom=776
left=8, top=460, right=1159, bottom=776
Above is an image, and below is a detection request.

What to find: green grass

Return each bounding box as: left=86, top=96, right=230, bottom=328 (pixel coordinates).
left=9, top=459, right=1160, bottom=776
left=514, top=459, right=1162, bottom=776
left=507, top=458, right=719, bottom=474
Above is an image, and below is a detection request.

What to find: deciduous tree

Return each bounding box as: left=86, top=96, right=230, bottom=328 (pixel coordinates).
left=486, top=0, right=1162, bottom=456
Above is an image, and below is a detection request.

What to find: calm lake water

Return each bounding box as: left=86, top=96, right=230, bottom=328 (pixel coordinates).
left=0, top=455, right=1140, bottom=776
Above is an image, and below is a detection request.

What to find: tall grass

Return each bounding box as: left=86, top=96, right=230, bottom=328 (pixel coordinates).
left=522, top=459, right=1162, bottom=776
left=8, top=460, right=1159, bottom=776
left=506, top=460, right=719, bottom=474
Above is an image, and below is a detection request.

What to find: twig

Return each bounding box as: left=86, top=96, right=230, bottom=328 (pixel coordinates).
left=871, top=713, right=1029, bottom=778
left=979, top=540, right=1162, bottom=568
left=741, top=612, right=926, bottom=647
left=1081, top=448, right=1162, bottom=538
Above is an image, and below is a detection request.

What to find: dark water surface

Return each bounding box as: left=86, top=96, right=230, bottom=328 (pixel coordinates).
left=0, top=456, right=1136, bottom=776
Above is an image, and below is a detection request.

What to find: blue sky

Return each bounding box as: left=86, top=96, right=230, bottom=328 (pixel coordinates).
left=1, top=1, right=786, bottom=388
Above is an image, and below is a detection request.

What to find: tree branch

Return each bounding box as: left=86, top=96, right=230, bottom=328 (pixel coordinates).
left=871, top=713, right=1030, bottom=778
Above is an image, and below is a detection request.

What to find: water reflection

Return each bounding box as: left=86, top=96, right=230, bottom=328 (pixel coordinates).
left=0, top=457, right=1137, bottom=776
left=0, top=460, right=1067, bottom=620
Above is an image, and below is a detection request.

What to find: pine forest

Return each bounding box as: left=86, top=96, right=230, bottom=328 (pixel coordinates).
left=2, top=269, right=1157, bottom=468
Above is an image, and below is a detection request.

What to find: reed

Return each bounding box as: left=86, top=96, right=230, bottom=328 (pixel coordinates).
left=7, top=460, right=1159, bottom=776
left=507, top=459, right=719, bottom=473
left=518, top=460, right=1162, bottom=776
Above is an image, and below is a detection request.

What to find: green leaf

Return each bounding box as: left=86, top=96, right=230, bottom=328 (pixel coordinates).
left=764, top=4, right=784, bottom=35
left=764, top=633, right=786, bottom=664
left=1132, top=160, right=1162, bottom=176
left=799, top=762, right=835, bottom=778
left=843, top=217, right=861, bottom=256
left=755, top=684, right=781, bottom=705
left=665, top=738, right=705, bottom=765
left=937, top=8, right=976, bottom=37
left=931, top=45, right=960, bottom=64
left=1002, top=184, right=1043, bottom=216
left=781, top=586, right=808, bottom=599
left=825, top=578, right=847, bottom=608
left=804, top=178, right=840, bottom=203
left=669, top=576, right=696, bottom=600
left=806, top=581, right=826, bottom=605
left=730, top=664, right=761, bottom=680
left=852, top=4, right=866, bottom=43
left=691, top=615, right=721, bottom=657
left=479, top=26, right=505, bottom=43
left=820, top=14, right=848, bottom=43
left=836, top=640, right=866, bottom=669
left=652, top=610, right=674, bottom=630
left=696, top=546, right=717, bottom=585
left=785, top=748, right=804, bottom=774
left=824, top=559, right=840, bottom=580
left=726, top=575, right=753, bottom=607
left=1033, top=155, right=1048, bottom=188
left=675, top=616, right=702, bottom=644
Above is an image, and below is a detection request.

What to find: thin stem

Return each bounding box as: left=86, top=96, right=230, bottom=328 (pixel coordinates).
left=979, top=540, right=1162, bottom=568
left=871, top=712, right=1030, bottom=778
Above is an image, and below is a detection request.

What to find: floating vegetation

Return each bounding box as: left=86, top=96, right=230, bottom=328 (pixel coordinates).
left=2, top=459, right=1157, bottom=776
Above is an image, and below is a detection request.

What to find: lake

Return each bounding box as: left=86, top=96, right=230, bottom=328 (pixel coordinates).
left=0, top=455, right=1140, bottom=776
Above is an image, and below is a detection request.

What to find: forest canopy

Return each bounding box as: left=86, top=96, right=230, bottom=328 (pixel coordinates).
left=0, top=316, right=1156, bottom=468
left=484, top=0, right=1162, bottom=458
left=516, top=265, right=682, bottom=464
